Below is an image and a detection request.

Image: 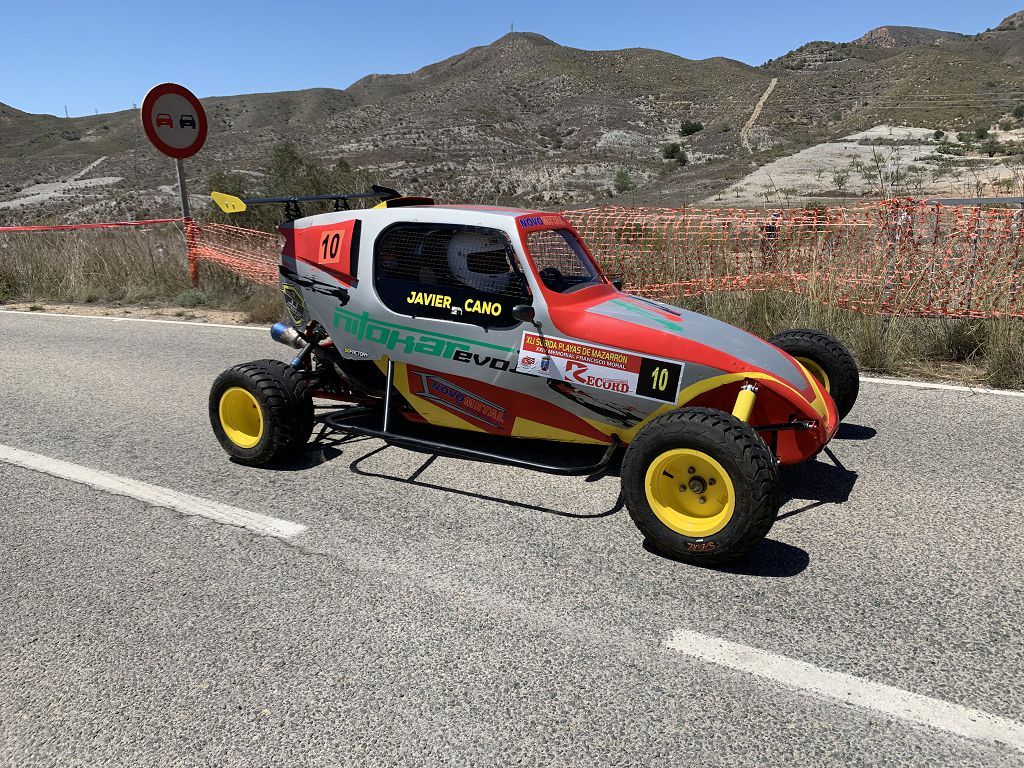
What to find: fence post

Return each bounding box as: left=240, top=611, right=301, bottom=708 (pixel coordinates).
left=184, top=217, right=198, bottom=286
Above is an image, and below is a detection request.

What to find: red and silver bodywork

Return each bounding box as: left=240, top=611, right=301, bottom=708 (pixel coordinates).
left=277, top=203, right=837, bottom=465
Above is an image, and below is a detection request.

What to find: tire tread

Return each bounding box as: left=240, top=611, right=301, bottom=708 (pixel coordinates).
left=622, top=407, right=779, bottom=565
left=768, top=328, right=859, bottom=420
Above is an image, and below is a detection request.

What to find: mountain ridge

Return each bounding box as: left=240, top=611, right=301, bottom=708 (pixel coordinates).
left=3, top=10, right=1024, bottom=220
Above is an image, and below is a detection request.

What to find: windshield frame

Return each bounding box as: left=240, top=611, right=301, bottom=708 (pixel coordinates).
left=517, top=220, right=609, bottom=296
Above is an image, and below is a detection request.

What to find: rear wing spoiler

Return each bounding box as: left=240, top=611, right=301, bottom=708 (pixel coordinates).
left=211, top=185, right=433, bottom=220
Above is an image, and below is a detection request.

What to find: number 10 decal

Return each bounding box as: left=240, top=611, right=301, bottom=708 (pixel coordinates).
left=636, top=358, right=682, bottom=402
left=319, top=230, right=346, bottom=264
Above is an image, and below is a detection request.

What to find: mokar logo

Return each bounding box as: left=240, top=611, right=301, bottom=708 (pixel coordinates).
left=564, top=360, right=630, bottom=393
left=415, top=374, right=506, bottom=427
left=521, top=356, right=537, bottom=366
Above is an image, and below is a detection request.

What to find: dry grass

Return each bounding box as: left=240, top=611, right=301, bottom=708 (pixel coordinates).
left=0, top=226, right=1019, bottom=387
left=679, top=289, right=1023, bottom=389
left=0, top=225, right=281, bottom=324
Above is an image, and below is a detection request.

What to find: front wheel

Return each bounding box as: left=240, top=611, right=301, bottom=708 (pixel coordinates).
left=768, top=328, right=860, bottom=421
left=209, top=359, right=313, bottom=466
left=622, top=408, right=779, bottom=565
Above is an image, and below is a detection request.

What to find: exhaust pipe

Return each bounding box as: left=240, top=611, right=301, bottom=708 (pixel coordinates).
left=270, top=322, right=304, bottom=349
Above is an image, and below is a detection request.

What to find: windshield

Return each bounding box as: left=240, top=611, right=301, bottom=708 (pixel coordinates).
left=524, top=228, right=603, bottom=293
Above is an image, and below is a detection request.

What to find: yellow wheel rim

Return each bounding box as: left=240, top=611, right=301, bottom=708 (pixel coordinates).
left=219, top=387, right=264, bottom=449
left=644, top=449, right=735, bottom=538
left=796, top=357, right=830, bottom=392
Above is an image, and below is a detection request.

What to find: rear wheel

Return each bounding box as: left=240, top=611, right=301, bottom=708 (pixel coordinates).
left=209, top=359, right=313, bottom=466
left=622, top=408, right=779, bottom=565
left=768, top=328, right=860, bottom=420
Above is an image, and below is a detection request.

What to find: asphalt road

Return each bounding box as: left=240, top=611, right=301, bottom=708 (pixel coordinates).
left=1, top=310, right=1022, bottom=767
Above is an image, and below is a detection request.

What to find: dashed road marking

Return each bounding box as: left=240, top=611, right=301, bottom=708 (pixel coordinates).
left=0, top=444, right=306, bottom=539
left=665, top=629, right=1024, bottom=753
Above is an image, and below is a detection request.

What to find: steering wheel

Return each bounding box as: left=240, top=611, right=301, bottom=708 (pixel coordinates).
left=538, top=267, right=566, bottom=292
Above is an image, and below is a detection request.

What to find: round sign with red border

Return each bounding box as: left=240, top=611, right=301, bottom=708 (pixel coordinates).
left=140, top=83, right=208, bottom=159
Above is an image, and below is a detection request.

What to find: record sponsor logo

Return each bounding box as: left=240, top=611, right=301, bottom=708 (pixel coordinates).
left=516, top=331, right=682, bottom=403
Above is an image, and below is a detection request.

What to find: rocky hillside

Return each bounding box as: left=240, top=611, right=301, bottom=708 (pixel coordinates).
left=4, top=10, right=1024, bottom=220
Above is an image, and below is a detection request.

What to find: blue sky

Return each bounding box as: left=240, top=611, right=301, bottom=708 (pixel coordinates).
left=3, top=1, right=1020, bottom=117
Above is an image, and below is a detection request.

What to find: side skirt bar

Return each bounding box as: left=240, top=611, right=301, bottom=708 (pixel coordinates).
left=320, top=409, right=621, bottom=476
left=319, top=358, right=620, bottom=477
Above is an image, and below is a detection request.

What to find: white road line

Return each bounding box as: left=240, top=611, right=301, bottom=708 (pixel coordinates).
left=0, top=444, right=306, bottom=540
left=665, top=629, right=1024, bottom=753
left=0, top=309, right=265, bottom=331
left=3, top=308, right=1023, bottom=399
left=861, top=375, right=1024, bottom=399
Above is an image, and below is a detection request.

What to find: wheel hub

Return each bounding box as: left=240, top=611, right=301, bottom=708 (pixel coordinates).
left=644, top=449, right=736, bottom=538
left=219, top=386, right=264, bottom=449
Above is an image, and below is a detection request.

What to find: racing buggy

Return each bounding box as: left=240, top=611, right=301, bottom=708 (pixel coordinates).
left=209, top=187, right=859, bottom=565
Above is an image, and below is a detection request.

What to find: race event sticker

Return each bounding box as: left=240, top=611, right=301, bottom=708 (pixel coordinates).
left=516, top=332, right=682, bottom=403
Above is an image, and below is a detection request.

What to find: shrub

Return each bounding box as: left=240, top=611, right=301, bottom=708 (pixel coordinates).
left=933, top=130, right=945, bottom=140
left=1014, top=104, right=1024, bottom=119
left=661, top=142, right=681, bottom=160
left=175, top=288, right=207, bottom=307
left=981, top=139, right=1002, bottom=157
left=613, top=168, right=635, bottom=193
left=678, top=120, right=704, bottom=137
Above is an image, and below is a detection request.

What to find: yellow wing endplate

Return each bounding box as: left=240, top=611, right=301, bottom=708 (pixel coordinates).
left=211, top=191, right=247, bottom=214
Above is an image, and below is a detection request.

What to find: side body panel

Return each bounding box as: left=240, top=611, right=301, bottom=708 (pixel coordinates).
left=278, top=207, right=836, bottom=462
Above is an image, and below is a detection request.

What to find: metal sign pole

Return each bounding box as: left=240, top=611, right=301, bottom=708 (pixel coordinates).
left=175, top=158, right=190, bottom=219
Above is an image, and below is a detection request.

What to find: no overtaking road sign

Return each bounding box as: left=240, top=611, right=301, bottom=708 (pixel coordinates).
left=140, top=82, right=207, bottom=159
left=140, top=82, right=207, bottom=259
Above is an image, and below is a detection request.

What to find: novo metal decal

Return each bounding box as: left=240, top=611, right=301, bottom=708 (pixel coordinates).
left=414, top=373, right=506, bottom=427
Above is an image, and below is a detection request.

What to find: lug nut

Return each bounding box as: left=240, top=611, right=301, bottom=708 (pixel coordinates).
left=688, top=467, right=695, bottom=474
left=699, top=497, right=706, bottom=504
left=708, top=478, right=716, bottom=486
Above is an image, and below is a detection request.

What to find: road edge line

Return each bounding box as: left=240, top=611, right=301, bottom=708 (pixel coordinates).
left=860, top=375, right=1024, bottom=398
left=3, top=309, right=1022, bottom=398
left=0, top=309, right=266, bottom=331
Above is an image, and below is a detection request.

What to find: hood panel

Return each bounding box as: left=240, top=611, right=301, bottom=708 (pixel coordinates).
left=583, top=295, right=812, bottom=394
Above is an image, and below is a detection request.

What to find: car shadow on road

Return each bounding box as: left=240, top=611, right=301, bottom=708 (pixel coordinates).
left=348, top=443, right=625, bottom=520
left=777, top=445, right=859, bottom=521
left=232, top=429, right=375, bottom=472
left=642, top=537, right=811, bottom=577
left=834, top=422, right=877, bottom=441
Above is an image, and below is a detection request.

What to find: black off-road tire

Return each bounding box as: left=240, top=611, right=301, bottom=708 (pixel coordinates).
left=209, top=359, right=314, bottom=466
left=768, top=328, right=860, bottom=421
left=622, top=407, right=779, bottom=566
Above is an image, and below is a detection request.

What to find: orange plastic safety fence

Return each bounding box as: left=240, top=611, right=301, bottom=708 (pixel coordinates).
left=182, top=201, right=1024, bottom=319
left=564, top=200, right=1024, bottom=318
left=185, top=220, right=279, bottom=287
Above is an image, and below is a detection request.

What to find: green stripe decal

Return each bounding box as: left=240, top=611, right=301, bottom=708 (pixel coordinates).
left=334, top=308, right=514, bottom=358
left=609, top=298, right=682, bottom=331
